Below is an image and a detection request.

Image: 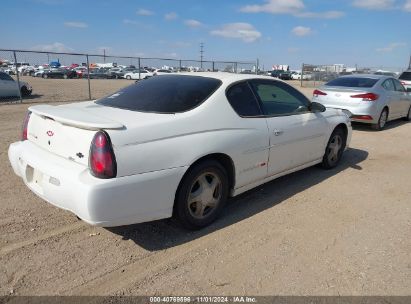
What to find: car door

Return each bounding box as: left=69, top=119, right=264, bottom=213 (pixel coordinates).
left=382, top=78, right=402, bottom=119
left=392, top=78, right=410, bottom=115
left=225, top=81, right=269, bottom=188
left=249, top=79, right=328, bottom=176
left=0, top=73, right=9, bottom=97
left=0, top=72, right=18, bottom=96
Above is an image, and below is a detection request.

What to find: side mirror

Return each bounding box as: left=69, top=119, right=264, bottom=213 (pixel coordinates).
left=310, top=101, right=326, bottom=113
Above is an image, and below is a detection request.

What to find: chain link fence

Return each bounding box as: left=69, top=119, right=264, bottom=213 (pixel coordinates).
left=0, top=49, right=256, bottom=104
left=299, top=63, right=406, bottom=88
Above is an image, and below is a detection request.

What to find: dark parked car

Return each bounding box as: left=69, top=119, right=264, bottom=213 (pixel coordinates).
left=85, top=68, right=114, bottom=79
left=106, top=67, right=125, bottom=79
left=271, top=70, right=292, bottom=80
left=42, top=68, right=77, bottom=79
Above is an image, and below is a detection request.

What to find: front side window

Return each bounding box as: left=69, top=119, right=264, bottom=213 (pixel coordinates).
left=382, top=79, right=395, bottom=91
left=0, top=72, right=13, bottom=81
left=250, top=80, right=309, bottom=116
left=226, top=82, right=261, bottom=117
left=96, top=75, right=222, bottom=113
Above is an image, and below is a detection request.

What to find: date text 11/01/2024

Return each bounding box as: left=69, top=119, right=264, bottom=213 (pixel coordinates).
left=149, top=296, right=257, bottom=303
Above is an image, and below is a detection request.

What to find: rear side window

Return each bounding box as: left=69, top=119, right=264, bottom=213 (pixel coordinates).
left=96, top=75, right=222, bottom=113
left=399, top=72, right=411, bottom=81
left=326, top=77, right=378, bottom=88
left=226, top=82, right=261, bottom=117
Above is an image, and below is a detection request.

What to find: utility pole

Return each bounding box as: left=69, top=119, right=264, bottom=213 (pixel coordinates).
left=200, top=42, right=204, bottom=70
left=103, top=49, right=106, bottom=63
left=409, top=53, right=411, bottom=69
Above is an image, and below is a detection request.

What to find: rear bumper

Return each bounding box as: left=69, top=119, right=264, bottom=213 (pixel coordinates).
left=323, top=103, right=381, bottom=124
left=8, top=141, right=187, bottom=227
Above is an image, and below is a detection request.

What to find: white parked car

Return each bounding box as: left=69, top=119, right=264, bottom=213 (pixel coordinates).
left=123, top=69, right=153, bottom=80
left=0, top=71, right=32, bottom=97
left=8, top=73, right=351, bottom=229
left=153, top=69, right=172, bottom=76
left=34, top=69, right=47, bottom=77
left=292, top=72, right=311, bottom=80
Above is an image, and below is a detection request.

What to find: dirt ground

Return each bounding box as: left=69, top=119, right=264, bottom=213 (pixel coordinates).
left=3, top=76, right=137, bottom=104
left=0, top=79, right=410, bottom=296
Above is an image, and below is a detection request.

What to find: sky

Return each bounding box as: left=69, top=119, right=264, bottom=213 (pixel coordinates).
left=1, top=0, right=411, bottom=70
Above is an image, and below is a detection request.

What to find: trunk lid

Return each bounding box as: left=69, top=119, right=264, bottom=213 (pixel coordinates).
left=313, top=86, right=370, bottom=107
left=27, top=103, right=125, bottom=166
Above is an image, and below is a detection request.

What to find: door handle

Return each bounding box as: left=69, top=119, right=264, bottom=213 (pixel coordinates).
left=273, top=129, right=284, bottom=136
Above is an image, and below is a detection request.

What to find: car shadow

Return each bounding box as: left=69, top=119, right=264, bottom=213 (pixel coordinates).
left=107, top=147, right=368, bottom=251
left=0, top=94, right=43, bottom=104
left=351, top=119, right=408, bottom=132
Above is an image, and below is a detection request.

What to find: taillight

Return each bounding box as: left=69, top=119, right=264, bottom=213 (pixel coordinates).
left=89, top=131, right=117, bottom=179
left=21, top=111, right=31, bottom=141
left=352, top=115, right=373, bottom=120
left=313, top=89, right=327, bottom=97
left=350, top=93, right=379, bottom=101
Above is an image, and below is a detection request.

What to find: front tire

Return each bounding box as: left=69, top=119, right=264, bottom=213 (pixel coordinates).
left=126, top=75, right=131, bottom=80
left=322, top=128, right=346, bottom=169
left=372, top=108, right=388, bottom=131
left=21, top=86, right=31, bottom=97
left=174, top=160, right=229, bottom=230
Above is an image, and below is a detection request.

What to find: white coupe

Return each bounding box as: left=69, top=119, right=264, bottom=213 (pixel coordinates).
left=8, top=73, right=352, bottom=229
left=123, top=69, right=153, bottom=80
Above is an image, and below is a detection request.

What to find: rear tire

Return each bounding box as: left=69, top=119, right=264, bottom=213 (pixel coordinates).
left=372, top=108, right=388, bottom=131
left=322, top=128, right=346, bottom=169
left=43, top=74, right=48, bottom=79
left=126, top=75, right=131, bottom=80
left=174, top=160, right=229, bottom=230
left=63, top=74, right=68, bottom=79
left=403, top=106, right=411, bottom=121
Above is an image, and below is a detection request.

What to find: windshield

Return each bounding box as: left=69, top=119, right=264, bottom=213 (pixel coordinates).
left=325, top=77, right=379, bottom=88
left=96, top=75, right=222, bottom=113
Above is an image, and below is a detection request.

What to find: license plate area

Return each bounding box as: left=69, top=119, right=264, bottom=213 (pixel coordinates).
left=26, top=165, right=45, bottom=195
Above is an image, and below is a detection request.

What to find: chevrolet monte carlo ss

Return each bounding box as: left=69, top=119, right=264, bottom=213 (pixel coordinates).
left=9, top=73, right=352, bottom=229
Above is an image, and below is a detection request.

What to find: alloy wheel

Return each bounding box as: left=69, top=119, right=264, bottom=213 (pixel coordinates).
left=187, top=172, right=222, bottom=219
left=327, top=134, right=343, bottom=165
left=379, top=110, right=388, bottom=129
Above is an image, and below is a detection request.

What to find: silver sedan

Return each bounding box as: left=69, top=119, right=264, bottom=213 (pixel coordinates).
left=312, top=74, right=411, bottom=130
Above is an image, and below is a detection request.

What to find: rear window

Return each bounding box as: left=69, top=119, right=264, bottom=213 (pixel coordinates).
left=325, top=77, right=379, bottom=88
left=96, top=75, right=222, bottom=113
left=399, top=72, right=411, bottom=81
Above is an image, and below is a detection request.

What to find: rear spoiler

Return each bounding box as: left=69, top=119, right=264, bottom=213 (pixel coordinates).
left=29, top=105, right=125, bottom=130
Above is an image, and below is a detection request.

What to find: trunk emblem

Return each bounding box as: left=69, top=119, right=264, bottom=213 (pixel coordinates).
left=335, top=93, right=341, bottom=97
left=46, top=131, right=54, bottom=137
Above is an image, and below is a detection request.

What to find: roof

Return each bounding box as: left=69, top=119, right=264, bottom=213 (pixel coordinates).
left=177, top=71, right=273, bottom=82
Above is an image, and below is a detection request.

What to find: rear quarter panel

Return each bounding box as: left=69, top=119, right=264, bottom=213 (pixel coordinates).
left=109, top=87, right=270, bottom=190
